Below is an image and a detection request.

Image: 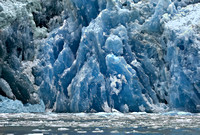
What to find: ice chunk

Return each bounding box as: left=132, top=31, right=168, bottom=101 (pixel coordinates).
left=0, top=78, right=15, bottom=100
left=0, top=95, right=45, bottom=113
left=105, top=35, right=123, bottom=56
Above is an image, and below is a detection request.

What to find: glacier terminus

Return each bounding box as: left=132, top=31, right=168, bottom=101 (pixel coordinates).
left=0, top=0, right=200, bottom=113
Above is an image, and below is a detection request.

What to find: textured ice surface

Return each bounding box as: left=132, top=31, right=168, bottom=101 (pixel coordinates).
left=0, top=0, right=47, bottom=112
left=163, top=3, right=200, bottom=112
left=0, top=0, right=200, bottom=113
left=0, top=95, right=45, bottom=113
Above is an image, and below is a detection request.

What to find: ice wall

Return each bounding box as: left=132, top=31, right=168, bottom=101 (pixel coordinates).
left=163, top=3, right=200, bottom=112
left=0, top=0, right=45, bottom=112
left=0, top=0, right=200, bottom=113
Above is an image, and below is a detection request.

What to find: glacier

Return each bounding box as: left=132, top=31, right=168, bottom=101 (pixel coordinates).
left=0, top=0, right=200, bottom=113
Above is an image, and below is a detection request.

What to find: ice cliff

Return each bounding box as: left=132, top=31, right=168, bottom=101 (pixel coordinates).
left=0, top=0, right=200, bottom=113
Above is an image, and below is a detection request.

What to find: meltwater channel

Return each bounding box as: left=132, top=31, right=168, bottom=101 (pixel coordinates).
left=0, top=112, right=200, bottom=135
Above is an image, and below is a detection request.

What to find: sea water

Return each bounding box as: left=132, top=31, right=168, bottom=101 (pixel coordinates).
left=0, top=112, right=200, bottom=135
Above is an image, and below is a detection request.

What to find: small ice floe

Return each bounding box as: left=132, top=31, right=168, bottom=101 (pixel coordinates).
left=32, top=129, right=51, bottom=132
left=162, top=111, right=193, bottom=116
left=57, top=128, right=69, bottom=131
left=74, top=128, right=87, bottom=134
left=27, top=133, right=44, bottom=135
left=110, top=130, right=119, bottom=133
left=76, top=131, right=87, bottom=134
left=92, top=128, right=104, bottom=133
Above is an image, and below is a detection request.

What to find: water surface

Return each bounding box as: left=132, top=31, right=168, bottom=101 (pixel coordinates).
left=0, top=112, right=200, bottom=135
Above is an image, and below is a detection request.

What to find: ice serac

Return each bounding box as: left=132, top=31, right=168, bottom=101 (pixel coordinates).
left=1, top=0, right=200, bottom=113
left=34, top=0, right=107, bottom=112
left=33, top=0, right=200, bottom=113
left=69, top=56, right=108, bottom=112
left=163, top=3, right=200, bottom=112
left=35, top=0, right=167, bottom=112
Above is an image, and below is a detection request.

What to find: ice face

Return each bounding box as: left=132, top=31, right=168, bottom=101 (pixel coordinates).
left=0, top=0, right=200, bottom=113
left=163, top=3, right=200, bottom=112
left=36, top=0, right=165, bottom=112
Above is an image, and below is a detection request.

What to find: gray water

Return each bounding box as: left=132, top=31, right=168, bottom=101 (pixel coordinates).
left=0, top=112, right=200, bottom=135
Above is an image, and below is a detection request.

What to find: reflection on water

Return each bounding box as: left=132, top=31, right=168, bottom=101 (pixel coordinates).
left=0, top=112, right=200, bottom=135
